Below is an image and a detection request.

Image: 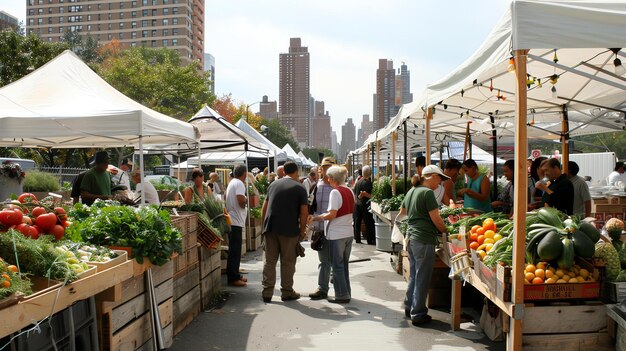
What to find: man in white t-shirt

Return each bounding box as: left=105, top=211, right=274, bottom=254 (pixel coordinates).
left=130, top=170, right=160, bottom=205
left=608, top=162, right=626, bottom=187
left=568, top=161, right=591, bottom=218
left=111, top=158, right=132, bottom=191
left=225, top=164, right=248, bottom=287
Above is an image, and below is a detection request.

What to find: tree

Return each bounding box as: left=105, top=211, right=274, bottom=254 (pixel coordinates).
left=97, top=47, right=215, bottom=120
left=211, top=94, right=238, bottom=122
left=260, top=118, right=301, bottom=153
left=572, top=132, right=626, bottom=159
left=0, top=30, right=69, bottom=87
left=302, top=147, right=334, bottom=164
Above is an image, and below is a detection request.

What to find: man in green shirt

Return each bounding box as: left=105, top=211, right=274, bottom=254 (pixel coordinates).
left=396, top=165, right=448, bottom=326
left=80, top=151, right=113, bottom=205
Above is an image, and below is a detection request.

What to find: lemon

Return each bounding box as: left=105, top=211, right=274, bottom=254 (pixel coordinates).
left=555, top=269, right=565, bottom=278
left=545, top=270, right=554, bottom=279
left=562, top=275, right=571, bottom=281
left=484, top=238, right=495, bottom=245
left=556, top=279, right=567, bottom=283
left=545, top=277, right=557, bottom=284
left=576, top=276, right=585, bottom=283
left=485, top=243, right=494, bottom=252
left=568, top=278, right=579, bottom=283
left=579, top=268, right=590, bottom=279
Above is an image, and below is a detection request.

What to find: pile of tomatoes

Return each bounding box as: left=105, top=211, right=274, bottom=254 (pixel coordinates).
left=468, top=218, right=503, bottom=260
left=0, top=193, right=70, bottom=241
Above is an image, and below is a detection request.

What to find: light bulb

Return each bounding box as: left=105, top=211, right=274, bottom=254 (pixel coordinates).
left=489, top=79, right=493, bottom=92
left=615, top=57, right=626, bottom=76
left=551, top=86, right=557, bottom=99
left=537, top=79, right=542, bottom=88
left=507, top=58, right=516, bottom=73
left=549, top=74, right=558, bottom=85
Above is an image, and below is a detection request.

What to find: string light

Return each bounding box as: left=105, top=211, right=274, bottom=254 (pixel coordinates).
left=611, top=48, right=625, bottom=76
left=489, top=79, right=493, bottom=92
left=537, top=78, right=542, bottom=88
left=549, top=74, right=558, bottom=85
left=526, top=74, right=535, bottom=88
left=551, top=85, right=558, bottom=99
left=507, top=57, right=516, bottom=73
left=553, top=49, right=559, bottom=64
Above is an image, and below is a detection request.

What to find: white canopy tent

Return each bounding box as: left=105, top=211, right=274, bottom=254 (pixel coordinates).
left=186, top=150, right=273, bottom=167
left=281, top=144, right=303, bottom=166
left=234, top=119, right=289, bottom=168
left=430, top=142, right=506, bottom=164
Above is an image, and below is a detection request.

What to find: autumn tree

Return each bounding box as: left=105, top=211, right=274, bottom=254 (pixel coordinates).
left=211, top=94, right=238, bottom=122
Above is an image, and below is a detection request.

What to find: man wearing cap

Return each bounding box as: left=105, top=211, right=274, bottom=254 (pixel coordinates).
left=112, top=158, right=132, bottom=191
left=396, top=165, right=448, bottom=326
left=309, top=157, right=336, bottom=300
left=81, top=151, right=113, bottom=205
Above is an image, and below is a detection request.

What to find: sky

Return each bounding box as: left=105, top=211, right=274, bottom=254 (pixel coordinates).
left=0, top=0, right=510, bottom=144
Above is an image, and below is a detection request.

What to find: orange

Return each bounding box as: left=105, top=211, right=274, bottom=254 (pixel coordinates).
left=484, top=230, right=495, bottom=239
left=536, top=262, right=547, bottom=270
left=469, top=241, right=480, bottom=250
left=483, top=218, right=496, bottom=232
left=477, top=235, right=485, bottom=245
left=532, top=277, right=544, bottom=284
left=470, top=233, right=478, bottom=242
left=1, top=274, right=9, bottom=280
left=534, top=269, right=545, bottom=279
left=525, top=272, right=535, bottom=281
left=1, top=280, right=9, bottom=288
left=525, top=264, right=536, bottom=273
left=7, top=265, right=17, bottom=273
left=476, top=227, right=486, bottom=236
left=545, top=270, right=555, bottom=279
left=471, top=225, right=481, bottom=234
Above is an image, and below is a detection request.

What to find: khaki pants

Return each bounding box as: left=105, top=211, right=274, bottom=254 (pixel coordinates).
left=262, top=232, right=299, bottom=297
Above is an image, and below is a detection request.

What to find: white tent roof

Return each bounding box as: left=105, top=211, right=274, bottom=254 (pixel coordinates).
left=234, top=119, right=288, bottom=162
left=186, top=150, right=271, bottom=166
left=430, top=142, right=506, bottom=164
left=0, top=50, right=198, bottom=148
left=282, top=144, right=303, bottom=165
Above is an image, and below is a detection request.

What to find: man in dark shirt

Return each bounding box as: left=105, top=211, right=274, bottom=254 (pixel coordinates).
left=80, top=151, right=113, bottom=205
left=535, top=158, right=574, bottom=215
left=261, top=161, right=309, bottom=303
left=353, top=165, right=375, bottom=244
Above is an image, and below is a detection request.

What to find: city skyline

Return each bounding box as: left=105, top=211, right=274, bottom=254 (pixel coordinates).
left=0, top=0, right=509, bottom=145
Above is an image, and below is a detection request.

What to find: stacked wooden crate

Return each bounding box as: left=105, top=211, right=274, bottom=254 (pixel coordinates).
left=171, top=213, right=200, bottom=276
left=246, top=217, right=263, bottom=251
left=172, top=212, right=201, bottom=336
left=199, top=247, right=222, bottom=310
left=96, top=260, right=174, bottom=351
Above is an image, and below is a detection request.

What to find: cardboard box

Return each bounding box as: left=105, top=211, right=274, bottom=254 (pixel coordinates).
left=594, top=212, right=605, bottom=221
left=608, top=196, right=621, bottom=205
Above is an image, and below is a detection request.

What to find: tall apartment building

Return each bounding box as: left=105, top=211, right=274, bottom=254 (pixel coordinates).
left=279, top=38, right=310, bottom=145
left=25, top=0, right=205, bottom=65
left=331, top=131, right=339, bottom=158
left=311, top=112, right=331, bottom=150
left=398, top=62, right=412, bottom=105
left=258, top=95, right=278, bottom=120
left=359, top=114, right=373, bottom=146
left=340, top=118, right=356, bottom=163
left=0, top=11, right=18, bottom=31
left=375, top=59, right=396, bottom=130
left=203, top=53, right=215, bottom=93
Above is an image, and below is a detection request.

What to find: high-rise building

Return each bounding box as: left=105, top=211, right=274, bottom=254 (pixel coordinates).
left=340, top=118, right=356, bottom=163
left=203, top=53, right=215, bottom=93
left=399, top=62, right=412, bottom=104
left=258, top=95, right=278, bottom=120
left=331, top=131, right=339, bottom=157
left=0, top=11, right=18, bottom=31
left=25, top=0, right=205, bottom=65
left=311, top=112, right=331, bottom=150
left=359, top=114, right=373, bottom=147
left=279, top=38, right=310, bottom=145
left=375, top=59, right=396, bottom=130
left=314, top=100, right=325, bottom=117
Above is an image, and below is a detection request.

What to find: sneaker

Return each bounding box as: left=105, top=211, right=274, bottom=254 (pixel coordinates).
left=281, top=291, right=301, bottom=301
left=262, top=296, right=272, bottom=303
left=309, top=290, right=328, bottom=300
left=228, top=279, right=247, bottom=287
left=328, top=297, right=351, bottom=304
left=411, top=314, right=432, bottom=326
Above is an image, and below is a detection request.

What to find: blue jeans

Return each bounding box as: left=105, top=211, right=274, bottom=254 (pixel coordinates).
left=329, top=237, right=352, bottom=299
left=404, top=239, right=435, bottom=320
left=227, top=226, right=243, bottom=282
left=317, top=239, right=331, bottom=293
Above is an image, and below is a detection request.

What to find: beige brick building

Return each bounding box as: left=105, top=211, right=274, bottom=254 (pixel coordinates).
left=279, top=38, right=310, bottom=146
left=26, top=0, right=204, bottom=65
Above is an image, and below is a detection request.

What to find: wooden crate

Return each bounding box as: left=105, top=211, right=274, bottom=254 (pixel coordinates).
left=173, top=285, right=201, bottom=336
left=170, top=215, right=189, bottom=236
left=173, top=263, right=199, bottom=300
left=199, top=247, right=221, bottom=280
left=178, top=212, right=199, bottom=233
left=187, top=244, right=199, bottom=267
left=200, top=267, right=222, bottom=310
left=173, top=249, right=187, bottom=274
left=522, top=303, right=610, bottom=351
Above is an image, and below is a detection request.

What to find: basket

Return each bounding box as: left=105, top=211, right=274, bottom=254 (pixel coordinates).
left=450, top=250, right=472, bottom=283
left=197, top=221, right=222, bottom=249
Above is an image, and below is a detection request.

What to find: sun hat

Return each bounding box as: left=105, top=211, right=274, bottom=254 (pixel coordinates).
left=320, top=157, right=336, bottom=166
left=421, top=165, right=450, bottom=180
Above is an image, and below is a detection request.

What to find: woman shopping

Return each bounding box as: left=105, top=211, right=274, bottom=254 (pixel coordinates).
left=183, top=168, right=213, bottom=204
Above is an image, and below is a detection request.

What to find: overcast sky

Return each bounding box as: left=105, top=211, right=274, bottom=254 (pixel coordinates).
left=1, top=0, right=509, bottom=143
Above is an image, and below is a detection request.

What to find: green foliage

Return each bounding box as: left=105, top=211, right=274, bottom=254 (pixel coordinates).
left=380, top=194, right=405, bottom=213
left=67, top=201, right=182, bottom=266
left=181, top=196, right=230, bottom=238
left=0, top=30, right=69, bottom=87
left=250, top=206, right=262, bottom=219
left=260, top=117, right=300, bottom=153
left=254, top=175, right=269, bottom=195
left=23, top=171, right=61, bottom=192
left=97, top=47, right=215, bottom=120
left=302, top=148, right=334, bottom=164
left=372, top=177, right=393, bottom=203
left=572, top=132, right=626, bottom=160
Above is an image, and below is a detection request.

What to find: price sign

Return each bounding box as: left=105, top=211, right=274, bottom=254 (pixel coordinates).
left=531, top=149, right=541, bottom=159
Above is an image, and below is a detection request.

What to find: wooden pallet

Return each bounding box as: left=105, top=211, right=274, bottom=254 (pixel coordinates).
left=172, top=262, right=201, bottom=336
left=199, top=246, right=222, bottom=310
left=96, top=260, right=174, bottom=351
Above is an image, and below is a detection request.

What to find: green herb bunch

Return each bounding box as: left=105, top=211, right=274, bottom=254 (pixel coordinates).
left=380, top=194, right=405, bottom=213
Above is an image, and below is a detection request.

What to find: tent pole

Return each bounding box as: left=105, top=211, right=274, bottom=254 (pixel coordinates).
left=244, top=142, right=250, bottom=251
left=376, top=137, right=381, bottom=181
left=439, top=143, right=444, bottom=167
left=391, top=131, right=397, bottom=195
left=561, top=105, right=570, bottom=174
left=139, top=136, right=146, bottom=206
left=403, top=120, right=408, bottom=191
left=371, top=143, right=375, bottom=177
left=490, top=114, right=498, bottom=201
left=463, top=122, right=470, bottom=161
left=425, top=108, right=432, bottom=165
left=509, top=49, right=529, bottom=351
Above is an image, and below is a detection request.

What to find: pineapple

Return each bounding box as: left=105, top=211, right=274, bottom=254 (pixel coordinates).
left=606, top=218, right=625, bottom=241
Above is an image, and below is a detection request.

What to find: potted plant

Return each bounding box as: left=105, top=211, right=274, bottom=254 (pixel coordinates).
left=0, top=161, right=26, bottom=201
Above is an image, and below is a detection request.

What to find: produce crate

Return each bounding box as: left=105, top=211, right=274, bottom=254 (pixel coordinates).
left=87, top=250, right=128, bottom=273
left=170, top=215, right=189, bottom=236
left=199, top=246, right=222, bottom=310
left=197, top=221, right=222, bottom=250
left=603, top=282, right=626, bottom=303
left=246, top=223, right=263, bottom=251
left=522, top=302, right=610, bottom=351
left=172, top=262, right=201, bottom=336
left=96, top=260, right=174, bottom=351
left=199, top=247, right=221, bottom=280
left=496, top=258, right=602, bottom=302
left=178, top=211, right=199, bottom=233
left=471, top=251, right=496, bottom=294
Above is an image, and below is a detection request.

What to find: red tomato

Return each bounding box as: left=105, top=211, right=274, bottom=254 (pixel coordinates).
left=62, top=221, right=72, bottom=228
left=49, top=225, right=65, bottom=241
left=53, top=207, right=66, bottom=215
left=22, top=216, right=32, bottom=225
left=30, top=225, right=40, bottom=239
left=16, top=223, right=39, bottom=238
left=31, top=207, right=47, bottom=218
left=0, top=209, right=23, bottom=226
left=17, top=193, right=38, bottom=204
left=35, top=213, right=57, bottom=231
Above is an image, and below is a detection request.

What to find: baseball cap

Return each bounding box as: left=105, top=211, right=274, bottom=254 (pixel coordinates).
left=421, top=165, right=450, bottom=180
left=320, top=157, right=336, bottom=166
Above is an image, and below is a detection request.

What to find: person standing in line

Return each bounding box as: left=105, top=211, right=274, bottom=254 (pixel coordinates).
left=310, top=165, right=355, bottom=304
left=261, top=161, right=309, bottom=302
left=441, top=159, right=462, bottom=204
left=353, top=165, right=375, bottom=245
left=225, top=164, right=248, bottom=287
left=303, top=167, right=318, bottom=194
left=458, top=159, right=492, bottom=212
left=113, top=158, right=133, bottom=191
left=535, top=158, right=574, bottom=215
left=276, top=165, right=285, bottom=179
left=208, top=172, right=225, bottom=201
left=308, top=157, right=336, bottom=300
left=568, top=161, right=591, bottom=218
left=396, top=165, right=448, bottom=325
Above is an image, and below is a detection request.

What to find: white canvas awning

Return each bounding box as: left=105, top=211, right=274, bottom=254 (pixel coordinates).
left=186, top=150, right=272, bottom=166
left=0, top=50, right=198, bottom=148
left=234, top=119, right=288, bottom=162
left=282, top=144, right=303, bottom=165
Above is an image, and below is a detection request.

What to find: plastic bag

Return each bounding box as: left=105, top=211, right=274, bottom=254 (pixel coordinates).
left=391, top=222, right=404, bottom=243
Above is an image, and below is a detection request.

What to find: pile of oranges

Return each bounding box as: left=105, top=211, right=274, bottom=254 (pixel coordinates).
left=468, top=218, right=503, bottom=260
left=524, top=262, right=593, bottom=284
left=0, top=258, right=18, bottom=289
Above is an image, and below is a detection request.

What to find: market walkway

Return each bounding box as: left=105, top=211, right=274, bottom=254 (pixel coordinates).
left=169, top=243, right=505, bottom=351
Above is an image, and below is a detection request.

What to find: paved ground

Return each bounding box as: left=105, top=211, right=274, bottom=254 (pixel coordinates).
left=170, top=242, right=506, bottom=351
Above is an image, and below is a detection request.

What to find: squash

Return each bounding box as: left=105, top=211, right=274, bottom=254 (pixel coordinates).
left=571, top=230, right=595, bottom=258
left=578, top=222, right=600, bottom=243
left=557, top=236, right=575, bottom=269
left=537, top=231, right=563, bottom=261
